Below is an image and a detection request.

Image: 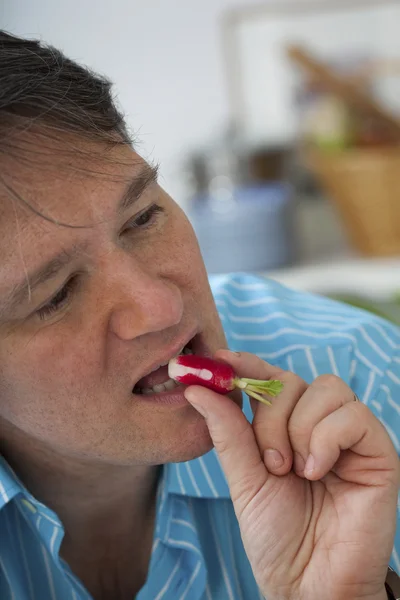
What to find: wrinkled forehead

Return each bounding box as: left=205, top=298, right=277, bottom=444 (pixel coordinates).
left=0, top=131, right=143, bottom=249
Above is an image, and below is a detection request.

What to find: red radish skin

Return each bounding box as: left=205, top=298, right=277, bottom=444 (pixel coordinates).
left=168, top=355, right=236, bottom=395
left=168, top=354, right=284, bottom=406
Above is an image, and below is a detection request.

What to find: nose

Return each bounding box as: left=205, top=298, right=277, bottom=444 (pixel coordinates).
left=107, top=255, right=184, bottom=341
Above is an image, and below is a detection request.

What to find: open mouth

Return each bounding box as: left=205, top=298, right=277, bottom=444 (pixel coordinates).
left=132, top=339, right=194, bottom=396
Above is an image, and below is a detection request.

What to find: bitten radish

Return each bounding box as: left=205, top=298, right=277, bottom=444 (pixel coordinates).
left=168, top=355, right=283, bottom=406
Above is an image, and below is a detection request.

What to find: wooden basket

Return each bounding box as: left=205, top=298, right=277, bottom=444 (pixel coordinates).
left=307, top=147, right=400, bottom=256
left=288, top=48, right=400, bottom=256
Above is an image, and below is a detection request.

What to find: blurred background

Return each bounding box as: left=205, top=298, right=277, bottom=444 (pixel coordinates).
left=2, top=0, right=400, bottom=323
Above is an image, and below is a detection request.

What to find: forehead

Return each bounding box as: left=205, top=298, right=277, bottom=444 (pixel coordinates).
left=1, top=134, right=144, bottom=234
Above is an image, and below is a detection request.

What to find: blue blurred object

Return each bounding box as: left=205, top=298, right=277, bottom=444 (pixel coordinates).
left=188, top=183, right=296, bottom=274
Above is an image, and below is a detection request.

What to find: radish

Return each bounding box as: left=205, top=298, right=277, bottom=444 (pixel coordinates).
left=168, top=355, right=283, bottom=406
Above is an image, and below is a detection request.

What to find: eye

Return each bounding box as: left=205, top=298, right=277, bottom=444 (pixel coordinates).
left=122, top=204, right=164, bottom=234
left=36, top=276, right=78, bottom=321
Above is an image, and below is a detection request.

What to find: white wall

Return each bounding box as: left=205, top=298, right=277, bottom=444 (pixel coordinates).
left=2, top=0, right=399, bottom=206
left=235, top=3, right=400, bottom=145
left=1, top=0, right=258, bottom=205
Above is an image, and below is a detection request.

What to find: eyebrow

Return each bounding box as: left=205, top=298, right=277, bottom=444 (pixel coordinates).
left=0, top=163, right=159, bottom=316
left=118, top=163, right=159, bottom=213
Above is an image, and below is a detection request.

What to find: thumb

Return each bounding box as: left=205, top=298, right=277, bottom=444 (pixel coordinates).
left=184, top=385, right=268, bottom=512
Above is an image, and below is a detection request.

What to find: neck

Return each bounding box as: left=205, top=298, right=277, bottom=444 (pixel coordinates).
left=2, top=431, right=161, bottom=598
left=2, top=434, right=160, bottom=527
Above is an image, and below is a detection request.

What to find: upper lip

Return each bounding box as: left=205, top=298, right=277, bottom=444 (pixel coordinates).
left=132, top=328, right=197, bottom=389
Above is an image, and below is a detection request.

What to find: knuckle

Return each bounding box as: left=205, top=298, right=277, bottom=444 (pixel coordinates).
left=244, top=352, right=268, bottom=368
left=253, top=405, right=287, bottom=427
left=237, top=352, right=286, bottom=380
left=255, top=422, right=288, bottom=450
left=213, top=437, right=231, bottom=457
left=212, top=420, right=250, bottom=457
left=261, top=362, right=286, bottom=380
left=347, top=398, right=367, bottom=419
left=287, top=414, right=309, bottom=441
left=283, top=372, right=305, bottom=388
left=314, top=373, right=344, bottom=390
left=310, top=421, right=327, bottom=446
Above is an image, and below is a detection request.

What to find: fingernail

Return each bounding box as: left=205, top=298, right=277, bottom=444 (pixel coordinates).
left=223, top=350, right=241, bottom=357
left=264, top=448, right=284, bottom=470
left=305, top=454, right=315, bottom=476
left=294, top=452, right=305, bottom=474
left=184, top=390, right=207, bottom=417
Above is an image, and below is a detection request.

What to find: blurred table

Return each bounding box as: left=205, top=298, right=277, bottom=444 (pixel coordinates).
left=266, top=256, right=400, bottom=301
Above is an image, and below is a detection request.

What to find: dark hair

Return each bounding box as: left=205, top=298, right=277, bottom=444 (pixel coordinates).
left=0, top=30, right=130, bottom=146
left=0, top=30, right=134, bottom=224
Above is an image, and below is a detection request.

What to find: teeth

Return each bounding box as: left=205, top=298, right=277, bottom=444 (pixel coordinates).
left=134, top=343, right=194, bottom=394
left=164, top=378, right=177, bottom=390
left=153, top=383, right=166, bottom=393
left=137, top=378, right=179, bottom=395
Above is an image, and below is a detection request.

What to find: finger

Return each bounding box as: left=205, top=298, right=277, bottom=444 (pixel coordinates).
left=215, top=349, right=285, bottom=380
left=304, top=400, right=400, bottom=485
left=183, top=384, right=268, bottom=517
left=288, top=374, right=355, bottom=476
left=215, top=350, right=308, bottom=475
left=252, top=375, right=307, bottom=475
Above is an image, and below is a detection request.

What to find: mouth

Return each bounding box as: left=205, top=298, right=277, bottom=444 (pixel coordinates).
left=132, top=335, right=198, bottom=396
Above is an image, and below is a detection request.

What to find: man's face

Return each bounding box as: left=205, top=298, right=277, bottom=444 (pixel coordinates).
left=0, top=139, right=227, bottom=466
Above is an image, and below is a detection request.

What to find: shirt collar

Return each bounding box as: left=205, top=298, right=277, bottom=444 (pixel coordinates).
left=0, top=455, right=24, bottom=509
left=0, top=446, right=230, bottom=515
left=165, top=449, right=230, bottom=499
left=0, top=448, right=229, bottom=578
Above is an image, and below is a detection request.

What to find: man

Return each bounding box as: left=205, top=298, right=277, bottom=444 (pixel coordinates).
left=0, top=30, right=399, bottom=600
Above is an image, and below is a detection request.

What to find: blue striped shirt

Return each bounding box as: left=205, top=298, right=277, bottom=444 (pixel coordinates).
left=1, top=273, right=399, bottom=599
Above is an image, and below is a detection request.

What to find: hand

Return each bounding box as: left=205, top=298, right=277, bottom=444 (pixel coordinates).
left=184, top=350, right=399, bottom=600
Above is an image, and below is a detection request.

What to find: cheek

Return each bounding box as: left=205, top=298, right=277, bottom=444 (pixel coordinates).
left=0, top=326, right=106, bottom=440
left=21, top=328, right=97, bottom=391
left=157, top=206, right=208, bottom=289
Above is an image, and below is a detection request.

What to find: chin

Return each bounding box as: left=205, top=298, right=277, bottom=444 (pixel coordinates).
left=176, top=432, right=214, bottom=464
left=153, top=411, right=214, bottom=465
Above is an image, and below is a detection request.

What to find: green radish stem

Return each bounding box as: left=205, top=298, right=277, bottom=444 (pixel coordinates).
left=245, top=389, right=272, bottom=406
left=233, top=377, right=283, bottom=406
left=240, top=378, right=283, bottom=394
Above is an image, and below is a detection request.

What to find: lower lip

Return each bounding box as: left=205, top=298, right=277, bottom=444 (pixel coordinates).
left=133, top=385, right=190, bottom=407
